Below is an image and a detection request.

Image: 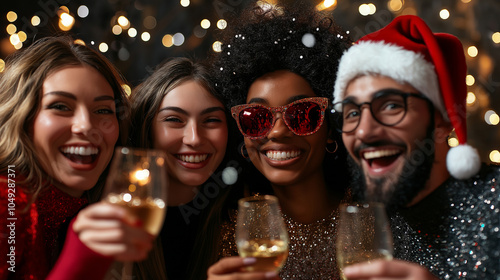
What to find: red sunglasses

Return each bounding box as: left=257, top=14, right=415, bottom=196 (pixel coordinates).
left=231, top=97, right=329, bottom=139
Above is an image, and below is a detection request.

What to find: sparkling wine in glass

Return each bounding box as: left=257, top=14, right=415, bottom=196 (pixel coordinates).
left=102, top=147, right=168, bottom=279
left=236, top=195, right=289, bottom=273
left=336, top=203, right=393, bottom=280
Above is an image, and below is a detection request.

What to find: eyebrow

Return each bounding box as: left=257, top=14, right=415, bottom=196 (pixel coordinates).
left=43, top=91, right=115, bottom=102
left=158, top=106, right=225, bottom=115
left=247, top=94, right=311, bottom=105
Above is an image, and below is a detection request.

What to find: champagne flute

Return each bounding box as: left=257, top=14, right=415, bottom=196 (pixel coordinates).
left=102, top=147, right=168, bottom=280
left=336, top=203, right=393, bottom=280
left=236, top=195, right=289, bottom=272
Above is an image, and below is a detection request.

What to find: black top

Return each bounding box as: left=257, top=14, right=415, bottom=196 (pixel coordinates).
left=162, top=200, right=203, bottom=280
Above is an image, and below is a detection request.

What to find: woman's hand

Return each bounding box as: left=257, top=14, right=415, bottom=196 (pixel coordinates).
left=342, top=259, right=440, bottom=280
left=207, top=257, right=280, bottom=280
left=72, top=202, right=154, bottom=262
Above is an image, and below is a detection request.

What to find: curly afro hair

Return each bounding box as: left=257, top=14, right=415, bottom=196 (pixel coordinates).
left=209, top=2, right=352, bottom=193
left=210, top=2, right=352, bottom=109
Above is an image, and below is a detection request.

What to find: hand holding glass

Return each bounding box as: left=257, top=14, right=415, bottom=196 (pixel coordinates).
left=336, top=203, right=393, bottom=279
left=236, top=195, right=289, bottom=272
left=102, top=147, right=168, bottom=279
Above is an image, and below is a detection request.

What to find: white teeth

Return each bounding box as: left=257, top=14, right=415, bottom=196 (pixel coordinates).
left=363, top=150, right=400, bottom=160
left=177, top=154, right=208, bottom=163
left=62, top=146, right=99, bottom=156
left=265, top=150, right=301, bottom=161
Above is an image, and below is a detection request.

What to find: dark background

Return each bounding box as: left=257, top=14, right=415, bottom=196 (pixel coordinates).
left=1, top=0, right=499, bottom=163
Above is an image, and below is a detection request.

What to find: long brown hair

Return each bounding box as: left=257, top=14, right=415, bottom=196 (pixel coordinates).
left=130, top=57, right=239, bottom=280
left=0, top=36, right=130, bottom=203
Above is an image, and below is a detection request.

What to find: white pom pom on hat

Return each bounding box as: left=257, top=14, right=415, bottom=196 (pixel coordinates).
left=333, top=15, right=480, bottom=179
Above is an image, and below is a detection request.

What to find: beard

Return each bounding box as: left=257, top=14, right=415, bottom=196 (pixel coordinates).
left=347, top=125, right=435, bottom=211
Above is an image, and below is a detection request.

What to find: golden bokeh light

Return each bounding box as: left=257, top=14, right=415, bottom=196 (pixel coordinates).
left=117, top=16, right=129, bottom=28
left=14, top=42, right=23, bottom=50
left=492, top=32, right=500, bottom=44
left=6, top=24, right=17, bottom=35
left=212, top=41, right=222, bottom=52
left=7, top=11, right=18, bottom=22
left=448, top=137, right=459, bottom=147
left=489, top=150, right=500, bottom=163
left=162, top=34, right=173, bottom=47
left=141, top=32, right=151, bottom=42
left=32, top=16, right=41, bottom=26
left=144, top=16, right=157, bottom=29
left=388, top=0, right=403, bottom=12
left=99, top=42, right=109, bottom=53
left=112, top=25, right=123, bottom=35
left=466, top=92, right=476, bottom=105
left=18, top=31, right=27, bottom=42
left=128, top=28, right=138, bottom=38
left=201, top=19, right=211, bottom=29
left=9, top=33, right=20, bottom=45
left=439, top=9, right=450, bottom=19
left=74, top=39, right=85, bottom=45
left=217, top=19, right=227, bottom=30
left=59, top=12, right=75, bottom=31
left=122, top=84, right=132, bottom=96
left=466, top=75, right=475, bottom=86
left=467, top=46, right=478, bottom=57
left=316, top=0, right=337, bottom=11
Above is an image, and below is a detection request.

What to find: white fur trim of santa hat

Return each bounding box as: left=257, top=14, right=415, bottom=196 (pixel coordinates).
left=333, top=41, right=448, bottom=120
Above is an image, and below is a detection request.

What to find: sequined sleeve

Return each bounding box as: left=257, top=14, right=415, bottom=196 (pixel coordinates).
left=218, top=209, right=238, bottom=258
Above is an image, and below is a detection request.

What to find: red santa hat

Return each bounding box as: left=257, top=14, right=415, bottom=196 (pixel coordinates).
left=333, top=15, right=480, bottom=180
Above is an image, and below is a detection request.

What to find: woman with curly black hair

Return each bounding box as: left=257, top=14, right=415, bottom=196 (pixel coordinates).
left=207, top=2, right=352, bottom=279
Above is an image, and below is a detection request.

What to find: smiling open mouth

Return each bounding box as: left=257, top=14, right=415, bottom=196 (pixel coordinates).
left=265, top=150, right=301, bottom=161
left=61, top=146, right=99, bottom=164
left=362, top=149, right=402, bottom=168
left=176, top=154, right=209, bottom=163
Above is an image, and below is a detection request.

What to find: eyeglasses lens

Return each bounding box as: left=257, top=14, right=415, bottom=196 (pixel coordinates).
left=285, top=102, right=322, bottom=135
left=239, top=101, right=322, bottom=137
left=341, top=93, right=407, bottom=132
left=238, top=107, right=274, bottom=138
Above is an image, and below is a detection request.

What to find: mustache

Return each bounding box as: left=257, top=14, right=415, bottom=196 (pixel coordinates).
left=353, top=141, right=406, bottom=157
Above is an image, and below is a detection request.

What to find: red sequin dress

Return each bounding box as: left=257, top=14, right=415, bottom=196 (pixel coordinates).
left=0, top=175, right=88, bottom=280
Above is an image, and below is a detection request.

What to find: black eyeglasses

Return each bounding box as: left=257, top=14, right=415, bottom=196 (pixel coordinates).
left=332, top=89, right=432, bottom=133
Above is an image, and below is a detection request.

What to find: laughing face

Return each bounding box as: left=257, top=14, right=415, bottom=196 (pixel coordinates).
left=244, top=70, right=329, bottom=187
left=152, top=80, right=228, bottom=190
left=33, top=66, right=119, bottom=197
left=342, top=75, right=436, bottom=207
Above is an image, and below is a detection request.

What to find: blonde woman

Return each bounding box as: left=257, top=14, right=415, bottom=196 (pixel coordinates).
left=0, top=37, right=153, bottom=280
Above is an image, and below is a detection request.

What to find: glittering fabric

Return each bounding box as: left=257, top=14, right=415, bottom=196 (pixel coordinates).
left=220, top=209, right=341, bottom=279
left=390, top=165, right=500, bottom=279
left=0, top=175, right=88, bottom=280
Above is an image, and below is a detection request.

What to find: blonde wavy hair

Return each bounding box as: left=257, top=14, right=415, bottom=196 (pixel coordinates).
left=0, top=36, right=130, bottom=203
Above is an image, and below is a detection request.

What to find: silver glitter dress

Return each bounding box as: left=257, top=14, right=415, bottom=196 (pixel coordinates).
left=390, top=165, right=500, bottom=279
left=220, top=209, right=341, bottom=279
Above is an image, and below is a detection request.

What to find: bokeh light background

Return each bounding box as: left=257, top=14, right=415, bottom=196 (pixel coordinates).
left=0, top=0, right=498, bottom=163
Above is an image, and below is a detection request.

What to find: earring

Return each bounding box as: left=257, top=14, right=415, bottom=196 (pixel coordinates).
left=240, top=144, right=249, bottom=159
left=325, top=140, right=338, bottom=154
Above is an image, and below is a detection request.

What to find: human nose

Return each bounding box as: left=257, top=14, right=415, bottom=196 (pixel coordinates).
left=354, top=107, right=382, bottom=142
left=184, top=121, right=203, bottom=146
left=72, top=108, right=93, bottom=135
left=266, top=112, right=293, bottom=139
